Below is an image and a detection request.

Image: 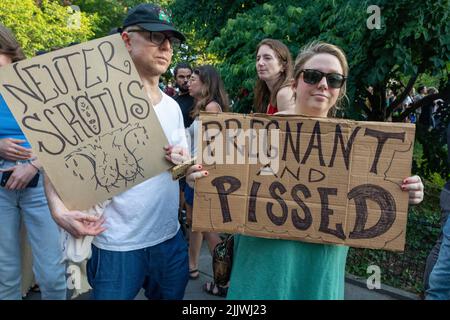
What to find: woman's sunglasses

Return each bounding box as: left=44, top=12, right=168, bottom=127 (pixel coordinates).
left=300, top=69, right=346, bottom=89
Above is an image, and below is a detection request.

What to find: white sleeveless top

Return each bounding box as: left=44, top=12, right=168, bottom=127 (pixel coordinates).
left=186, top=101, right=222, bottom=158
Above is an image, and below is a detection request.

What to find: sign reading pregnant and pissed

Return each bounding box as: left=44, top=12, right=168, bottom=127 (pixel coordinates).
left=0, top=34, right=170, bottom=211
left=192, top=113, right=415, bottom=251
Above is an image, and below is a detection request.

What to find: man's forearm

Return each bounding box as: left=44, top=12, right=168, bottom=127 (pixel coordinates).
left=43, top=173, right=67, bottom=218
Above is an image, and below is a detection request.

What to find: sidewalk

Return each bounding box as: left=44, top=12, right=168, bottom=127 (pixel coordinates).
left=24, top=240, right=419, bottom=300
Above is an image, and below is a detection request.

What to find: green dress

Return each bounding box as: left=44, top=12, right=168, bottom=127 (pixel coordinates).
left=227, top=235, right=349, bottom=300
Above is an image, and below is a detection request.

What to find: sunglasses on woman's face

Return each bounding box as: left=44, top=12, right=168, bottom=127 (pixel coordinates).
left=300, top=69, right=346, bottom=89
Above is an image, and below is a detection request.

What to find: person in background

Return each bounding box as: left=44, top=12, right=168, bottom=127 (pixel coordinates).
left=173, top=62, right=195, bottom=129
left=425, top=122, right=450, bottom=300
left=254, top=39, right=295, bottom=114
left=173, top=62, right=195, bottom=238
left=0, top=23, right=66, bottom=300
left=186, top=65, right=229, bottom=296
left=164, top=81, right=176, bottom=97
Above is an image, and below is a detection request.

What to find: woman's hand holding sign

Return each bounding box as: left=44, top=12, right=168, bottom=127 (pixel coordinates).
left=186, top=164, right=208, bottom=188
left=401, top=175, right=424, bottom=205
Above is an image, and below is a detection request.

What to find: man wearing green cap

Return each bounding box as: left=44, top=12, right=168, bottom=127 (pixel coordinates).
left=45, top=3, right=190, bottom=300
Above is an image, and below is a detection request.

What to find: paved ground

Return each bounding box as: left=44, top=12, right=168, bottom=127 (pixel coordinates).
left=24, top=241, right=418, bottom=300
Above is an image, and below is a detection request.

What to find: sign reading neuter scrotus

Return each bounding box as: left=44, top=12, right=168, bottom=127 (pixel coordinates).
left=0, top=34, right=171, bottom=210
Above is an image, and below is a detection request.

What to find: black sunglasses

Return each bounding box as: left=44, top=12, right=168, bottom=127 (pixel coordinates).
left=300, top=69, right=346, bottom=89
left=127, top=30, right=181, bottom=50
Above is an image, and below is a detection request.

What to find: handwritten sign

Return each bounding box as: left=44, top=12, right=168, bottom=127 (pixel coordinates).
left=192, top=113, right=415, bottom=251
left=0, top=34, right=171, bottom=210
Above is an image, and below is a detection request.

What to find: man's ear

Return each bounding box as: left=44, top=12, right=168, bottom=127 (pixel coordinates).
left=121, top=32, right=132, bottom=52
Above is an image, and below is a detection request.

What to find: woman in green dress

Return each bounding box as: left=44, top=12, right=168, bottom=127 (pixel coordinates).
left=186, top=41, right=424, bottom=299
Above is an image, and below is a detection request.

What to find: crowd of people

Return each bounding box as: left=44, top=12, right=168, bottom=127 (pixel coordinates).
left=380, top=84, right=444, bottom=126
left=1, top=2, right=447, bottom=300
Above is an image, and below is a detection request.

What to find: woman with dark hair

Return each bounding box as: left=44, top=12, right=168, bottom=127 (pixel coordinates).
left=186, top=65, right=229, bottom=296
left=186, top=41, right=424, bottom=299
left=0, top=23, right=66, bottom=300
left=254, top=39, right=295, bottom=115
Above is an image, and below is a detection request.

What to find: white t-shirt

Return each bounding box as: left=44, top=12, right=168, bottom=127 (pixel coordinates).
left=93, top=91, right=187, bottom=251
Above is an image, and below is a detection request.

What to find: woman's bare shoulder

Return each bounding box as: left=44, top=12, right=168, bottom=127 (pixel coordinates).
left=276, top=86, right=295, bottom=112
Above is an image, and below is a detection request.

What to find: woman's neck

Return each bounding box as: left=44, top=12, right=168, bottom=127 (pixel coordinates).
left=295, top=104, right=328, bottom=118
left=265, top=77, right=279, bottom=93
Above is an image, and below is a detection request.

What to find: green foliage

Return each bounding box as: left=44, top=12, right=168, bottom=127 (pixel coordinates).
left=170, top=0, right=263, bottom=42
left=171, top=0, right=449, bottom=118
left=351, top=0, right=450, bottom=122
left=168, top=0, right=261, bottom=71
left=0, top=0, right=97, bottom=57
left=73, top=0, right=172, bottom=38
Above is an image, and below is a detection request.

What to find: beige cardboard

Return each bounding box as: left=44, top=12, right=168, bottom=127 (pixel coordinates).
left=193, top=112, right=415, bottom=251
left=0, top=34, right=170, bottom=210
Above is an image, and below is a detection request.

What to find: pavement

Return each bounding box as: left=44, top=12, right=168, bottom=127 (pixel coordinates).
left=24, top=240, right=419, bottom=300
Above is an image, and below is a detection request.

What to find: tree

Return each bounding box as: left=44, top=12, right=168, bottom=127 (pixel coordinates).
left=170, top=0, right=264, bottom=41
left=347, top=0, right=450, bottom=123
left=0, top=0, right=97, bottom=57
left=73, top=0, right=172, bottom=38
left=200, top=0, right=450, bottom=120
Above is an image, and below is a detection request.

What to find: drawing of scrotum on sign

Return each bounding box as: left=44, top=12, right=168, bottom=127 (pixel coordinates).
left=64, top=122, right=150, bottom=192
left=192, top=113, right=416, bottom=252
left=0, top=34, right=170, bottom=210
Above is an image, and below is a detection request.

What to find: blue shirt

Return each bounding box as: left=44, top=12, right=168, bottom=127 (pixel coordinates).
left=0, top=94, right=31, bottom=149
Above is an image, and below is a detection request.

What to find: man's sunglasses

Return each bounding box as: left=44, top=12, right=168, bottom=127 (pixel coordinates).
left=127, top=30, right=181, bottom=50
left=300, top=69, right=346, bottom=89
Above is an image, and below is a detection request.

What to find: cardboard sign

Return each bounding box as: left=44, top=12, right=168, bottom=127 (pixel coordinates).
left=192, top=112, right=415, bottom=251
left=0, top=34, right=170, bottom=210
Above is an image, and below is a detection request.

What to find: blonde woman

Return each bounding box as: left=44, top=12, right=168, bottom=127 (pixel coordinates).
left=186, top=41, right=424, bottom=299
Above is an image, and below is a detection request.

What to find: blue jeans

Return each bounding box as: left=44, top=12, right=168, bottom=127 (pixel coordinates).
left=426, top=187, right=450, bottom=300
left=87, top=228, right=189, bottom=300
left=0, top=159, right=67, bottom=300
left=423, top=193, right=449, bottom=292
left=184, top=184, right=194, bottom=207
